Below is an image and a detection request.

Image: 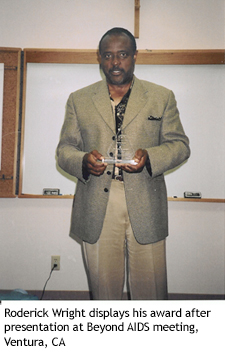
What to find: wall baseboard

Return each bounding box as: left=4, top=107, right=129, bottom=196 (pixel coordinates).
left=1, top=290, right=224, bottom=300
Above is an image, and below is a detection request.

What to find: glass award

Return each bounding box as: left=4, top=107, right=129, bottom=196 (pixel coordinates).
left=102, top=132, right=137, bottom=165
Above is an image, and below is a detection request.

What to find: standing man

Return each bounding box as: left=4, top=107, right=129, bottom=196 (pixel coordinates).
left=57, top=27, right=190, bottom=300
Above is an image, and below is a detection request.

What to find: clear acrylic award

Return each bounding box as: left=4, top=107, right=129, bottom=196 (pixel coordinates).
left=102, top=132, right=137, bottom=165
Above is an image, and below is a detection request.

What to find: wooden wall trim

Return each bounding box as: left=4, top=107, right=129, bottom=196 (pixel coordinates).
left=24, top=49, right=225, bottom=65
left=0, top=47, right=21, bottom=197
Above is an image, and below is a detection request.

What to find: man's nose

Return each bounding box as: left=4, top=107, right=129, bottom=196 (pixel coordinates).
left=112, top=54, right=121, bottom=66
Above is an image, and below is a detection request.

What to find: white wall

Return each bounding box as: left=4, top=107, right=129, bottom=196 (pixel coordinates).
left=0, top=0, right=224, bottom=295
left=1, top=0, right=225, bottom=50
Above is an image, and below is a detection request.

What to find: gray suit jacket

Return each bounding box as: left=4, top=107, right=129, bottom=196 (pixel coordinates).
left=57, top=76, right=190, bottom=244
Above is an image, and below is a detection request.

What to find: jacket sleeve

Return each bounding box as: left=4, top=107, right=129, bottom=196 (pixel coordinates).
left=56, top=93, right=88, bottom=183
left=147, top=90, right=190, bottom=177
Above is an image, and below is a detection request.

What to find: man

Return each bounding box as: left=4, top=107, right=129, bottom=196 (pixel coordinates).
left=57, top=27, right=190, bottom=300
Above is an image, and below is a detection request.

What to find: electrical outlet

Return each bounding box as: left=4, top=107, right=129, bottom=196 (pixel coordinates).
left=51, top=255, right=60, bottom=271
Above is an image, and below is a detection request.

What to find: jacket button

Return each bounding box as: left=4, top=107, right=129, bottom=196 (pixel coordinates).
left=104, top=188, right=109, bottom=192
left=107, top=171, right=111, bottom=175
left=112, top=135, right=116, bottom=140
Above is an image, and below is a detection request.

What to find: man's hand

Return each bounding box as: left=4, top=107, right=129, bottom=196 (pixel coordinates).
left=82, top=150, right=107, bottom=176
left=115, top=149, right=149, bottom=173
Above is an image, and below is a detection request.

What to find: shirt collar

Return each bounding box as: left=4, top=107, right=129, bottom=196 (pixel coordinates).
left=108, top=77, right=135, bottom=103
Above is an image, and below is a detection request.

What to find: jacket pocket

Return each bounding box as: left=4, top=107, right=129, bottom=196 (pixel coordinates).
left=148, top=115, right=162, bottom=121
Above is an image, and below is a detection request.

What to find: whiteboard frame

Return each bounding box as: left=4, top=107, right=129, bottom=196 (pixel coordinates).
left=19, top=49, right=225, bottom=202
left=0, top=47, right=21, bottom=197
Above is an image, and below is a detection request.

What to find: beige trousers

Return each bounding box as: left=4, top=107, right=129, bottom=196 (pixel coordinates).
left=83, top=179, right=168, bottom=300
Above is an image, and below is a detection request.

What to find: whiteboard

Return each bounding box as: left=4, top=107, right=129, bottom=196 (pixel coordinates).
left=22, top=63, right=225, bottom=198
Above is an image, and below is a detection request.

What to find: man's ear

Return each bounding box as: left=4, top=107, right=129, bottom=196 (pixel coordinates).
left=134, top=50, right=138, bottom=62
left=97, top=50, right=101, bottom=64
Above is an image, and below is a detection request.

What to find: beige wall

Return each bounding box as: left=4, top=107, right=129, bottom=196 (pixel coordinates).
left=0, top=0, right=224, bottom=294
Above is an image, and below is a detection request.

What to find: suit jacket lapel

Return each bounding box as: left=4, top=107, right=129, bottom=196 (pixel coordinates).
left=92, top=79, right=115, bottom=133
left=91, top=77, right=148, bottom=133
left=123, top=76, right=148, bottom=129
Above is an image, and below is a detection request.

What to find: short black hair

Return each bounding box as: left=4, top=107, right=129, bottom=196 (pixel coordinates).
left=99, top=27, right=137, bottom=55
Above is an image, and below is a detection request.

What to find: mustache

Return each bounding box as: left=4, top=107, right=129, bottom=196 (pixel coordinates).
left=109, top=67, right=125, bottom=73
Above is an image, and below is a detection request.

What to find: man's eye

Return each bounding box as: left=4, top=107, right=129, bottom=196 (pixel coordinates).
left=104, top=54, right=111, bottom=59
left=120, top=52, right=128, bottom=58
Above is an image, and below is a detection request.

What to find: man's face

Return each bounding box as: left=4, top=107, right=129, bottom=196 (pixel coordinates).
left=99, top=34, right=137, bottom=86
